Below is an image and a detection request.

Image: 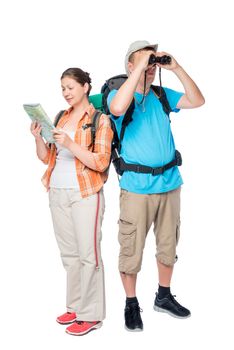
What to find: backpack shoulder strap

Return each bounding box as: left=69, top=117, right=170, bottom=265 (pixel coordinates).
left=48, top=110, right=65, bottom=148
left=90, top=110, right=103, bottom=150
left=118, top=99, right=135, bottom=153
left=151, top=85, right=172, bottom=117
left=54, top=110, right=65, bottom=127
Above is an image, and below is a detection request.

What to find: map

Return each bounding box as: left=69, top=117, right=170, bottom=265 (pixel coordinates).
left=23, top=103, right=55, bottom=143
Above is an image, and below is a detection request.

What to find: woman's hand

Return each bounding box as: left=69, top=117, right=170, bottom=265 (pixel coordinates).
left=30, top=121, right=43, bottom=140
left=52, top=129, right=73, bottom=149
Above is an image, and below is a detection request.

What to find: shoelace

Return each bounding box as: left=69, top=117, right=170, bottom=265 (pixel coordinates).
left=157, top=292, right=176, bottom=300
left=167, top=294, right=185, bottom=310
left=74, top=320, right=97, bottom=325
left=126, top=305, right=143, bottom=319
left=126, top=305, right=143, bottom=311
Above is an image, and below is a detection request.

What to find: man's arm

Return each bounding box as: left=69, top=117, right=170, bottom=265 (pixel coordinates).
left=109, top=66, right=142, bottom=116
left=157, top=52, right=205, bottom=109
left=173, top=66, right=205, bottom=109
left=109, top=51, right=152, bottom=116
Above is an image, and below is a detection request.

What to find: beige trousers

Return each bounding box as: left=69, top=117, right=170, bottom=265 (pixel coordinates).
left=49, top=188, right=105, bottom=321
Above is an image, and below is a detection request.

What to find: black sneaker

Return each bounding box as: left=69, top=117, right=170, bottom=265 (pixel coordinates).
left=124, top=302, right=143, bottom=331
left=154, top=292, right=191, bottom=319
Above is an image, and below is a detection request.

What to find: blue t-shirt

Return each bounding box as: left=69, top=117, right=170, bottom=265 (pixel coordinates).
left=107, top=87, right=184, bottom=194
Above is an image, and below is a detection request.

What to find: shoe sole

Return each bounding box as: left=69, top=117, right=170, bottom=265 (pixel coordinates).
left=153, top=305, right=191, bottom=319
left=66, top=322, right=102, bottom=336
left=125, top=325, right=143, bottom=332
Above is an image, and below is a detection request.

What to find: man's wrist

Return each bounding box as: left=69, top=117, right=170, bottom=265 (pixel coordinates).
left=172, top=64, right=183, bottom=74
left=133, top=64, right=145, bottom=75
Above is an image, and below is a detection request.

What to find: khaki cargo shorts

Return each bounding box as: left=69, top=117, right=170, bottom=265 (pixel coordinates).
left=118, top=187, right=181, bottom=274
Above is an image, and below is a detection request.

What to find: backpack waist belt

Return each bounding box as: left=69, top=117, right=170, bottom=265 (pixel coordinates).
left=117, top=150, right=182, bottom=176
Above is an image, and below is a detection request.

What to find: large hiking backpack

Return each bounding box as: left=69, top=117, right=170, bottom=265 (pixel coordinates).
left=100, top=74, right=182, bottom=176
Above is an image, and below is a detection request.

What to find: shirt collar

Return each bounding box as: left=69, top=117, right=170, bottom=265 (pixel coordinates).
left=58, top=103, right=96, bottom=127
left=64, top=103, right=95, bottom=118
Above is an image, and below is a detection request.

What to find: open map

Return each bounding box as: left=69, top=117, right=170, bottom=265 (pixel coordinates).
left=23, top=103, right=55, bottom=143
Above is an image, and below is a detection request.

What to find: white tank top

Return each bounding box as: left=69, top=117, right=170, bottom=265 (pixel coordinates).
left=49, top=131, right=80, bottom=189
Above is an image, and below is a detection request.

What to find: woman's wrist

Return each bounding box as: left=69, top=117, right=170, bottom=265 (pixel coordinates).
left=35, top=135, right=44, bottom=142
left=68, top=140, right=77, bottom=152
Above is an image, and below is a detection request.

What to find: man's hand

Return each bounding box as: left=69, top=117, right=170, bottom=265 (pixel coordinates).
left=156, top=51, right=180, bottom=71
left=52, top=129, right=73, bottom=149
left=132, top=50, right=155, bottom=71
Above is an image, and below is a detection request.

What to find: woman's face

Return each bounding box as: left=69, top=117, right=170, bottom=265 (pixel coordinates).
left=61, top=76, right=88, bottom=107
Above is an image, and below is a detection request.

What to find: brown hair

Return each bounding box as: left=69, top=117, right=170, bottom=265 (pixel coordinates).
left=61, top=68, right=92, bottom=96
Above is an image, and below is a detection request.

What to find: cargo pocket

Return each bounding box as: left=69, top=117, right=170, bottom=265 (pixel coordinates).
left=118, top=218, right=137, bottom=257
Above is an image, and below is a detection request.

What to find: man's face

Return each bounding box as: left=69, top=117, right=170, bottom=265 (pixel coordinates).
left=128, top=49, right=157, bottom=86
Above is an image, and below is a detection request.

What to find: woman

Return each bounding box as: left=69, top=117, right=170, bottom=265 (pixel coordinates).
left=30, top=68, right=113, bottom=336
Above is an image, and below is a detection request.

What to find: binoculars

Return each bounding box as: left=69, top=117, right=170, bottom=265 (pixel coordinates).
left=148, top=54, right=171, bottom=65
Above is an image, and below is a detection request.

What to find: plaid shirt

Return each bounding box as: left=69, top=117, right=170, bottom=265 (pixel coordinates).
left=41, top=104, right=113, bottom=198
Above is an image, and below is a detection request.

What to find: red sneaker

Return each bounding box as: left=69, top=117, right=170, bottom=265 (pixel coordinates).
left=56, top=312, right=77, bottom=325
left=66, top=321, right=102, bottom=336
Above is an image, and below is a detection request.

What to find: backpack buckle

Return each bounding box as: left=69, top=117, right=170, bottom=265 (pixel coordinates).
left=82, top=123, right=92, bottom=130
left=151, top=166, right=164, bottom=176
left=136, top=165, right=141, bottom=173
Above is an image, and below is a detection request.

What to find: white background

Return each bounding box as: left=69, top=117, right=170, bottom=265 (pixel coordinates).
left=0, top=0, right=233, bottom=349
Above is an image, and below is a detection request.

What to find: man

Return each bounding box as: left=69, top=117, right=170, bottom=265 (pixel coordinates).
left=107, top=40, right=205, bottom=331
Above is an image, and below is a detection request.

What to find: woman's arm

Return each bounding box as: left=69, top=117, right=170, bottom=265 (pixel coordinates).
left=30, top=121, right=51, bottom=163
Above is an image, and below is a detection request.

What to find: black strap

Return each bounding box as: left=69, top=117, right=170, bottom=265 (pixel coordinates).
left=81, top=110, right=103, bottom=151
left=138, top=71, right=147, bottom=105
left=54, top=110, right=65, bottom=127
left=151, top=85, right=172, bottom=117
left=91, top=110, right=102, bottom=147
left=118, top=150, right=182, bottom=176
left=118, top=99, right=135, bottom=153
left=48, top=110, right=65, bottom=148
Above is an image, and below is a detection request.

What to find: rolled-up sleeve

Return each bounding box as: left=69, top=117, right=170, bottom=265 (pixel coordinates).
left=92, top=114, right=113, bottom=172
